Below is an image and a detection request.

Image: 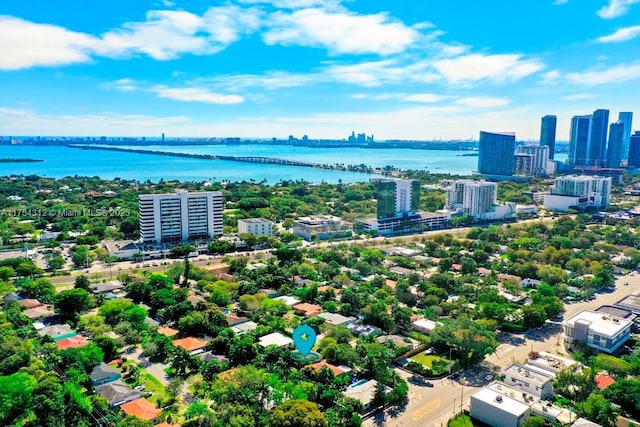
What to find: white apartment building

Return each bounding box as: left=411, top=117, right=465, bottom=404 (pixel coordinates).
left=293, top=215, right=353, bottom=241
left=544, top=175, right=612, bottom=212
left=139, top=191, right=223, bottom=243
left=447, top=180, right=516, bottom=221
left=516, top=144, right=551, bottom=176
left=564, top=310, right=632, bottom=353
left=470, top=385, right=531, bottom=427
left=502, top=364, right=554, bottom=399
left=237, top=218, right=273, bottom=236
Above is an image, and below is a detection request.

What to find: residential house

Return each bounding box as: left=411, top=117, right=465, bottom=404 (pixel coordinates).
left=173, top=337, right=208, bottom=354
left=56, top=336, right=89, bottom=350
left=258, top=332, right=293, bottom=348
left=344, top=380, right=380, bottom=412
left=293, top=303, right=323, bottom=318
left=316, top=312, right=355, bottom=327
left=412, top=318, right=441, bottom=335
left=95, top=380, right=142, bottom=406
left=90, top=363, right=122, bottom=386
left=120, top=398, right=160, bottom=422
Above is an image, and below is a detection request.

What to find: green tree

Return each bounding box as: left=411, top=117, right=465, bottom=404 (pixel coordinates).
left=172, top=244, right=194, bottom=287
left=430, top=317, right=498, bottom=365
left=269, top=399, right=327, bottom=427
left=577, top=393, right=619, bottom=427
left=521, top=415, right=549, bottom=427
left=522, top=305, right=547, bottom=328
left=54, top=288, right=93, bottom=321
left=74, top=274, right=91, bottom=291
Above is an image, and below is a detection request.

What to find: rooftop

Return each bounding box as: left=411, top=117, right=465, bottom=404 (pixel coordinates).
left=273, top=295, right=300, bottom=306
left=565, top=310, right=632, bottom=337
left=157, top=326, right=179, bottom=337
left=310, top=361, right=347, bottom=376
left=231, top=321, right=258, bottom=334
left=90, top=362, right=121, bottom=382
left=225, top=312, right=250, bottom=326
left=95, top=380, right=141, bottom=406
left=526, top=351, right=579, bottom=373
left=258, top=332, right=293, bottom=348
left=173, top=337, right=208, bottom=352
left=344, top=380, right=378, bottom=406
left=120, top=398, right=160, bottom=421
left=595, top=373, right=616, bottom=390
left=316, top=312, right=355, bottom=326
left=503, top=364, right=553, bottom=386
left=56, top=335, right=89, bottom=350
left=293, top=302, right=323, bottom=317
left=472, top=385, right=530, bottom=417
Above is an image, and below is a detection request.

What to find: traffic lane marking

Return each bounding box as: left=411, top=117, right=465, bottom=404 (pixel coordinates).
left=412, top=399, right=441, bottom=422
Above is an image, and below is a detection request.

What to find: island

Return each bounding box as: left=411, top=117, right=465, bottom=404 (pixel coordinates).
left=0, top=158, right=44, bottom=163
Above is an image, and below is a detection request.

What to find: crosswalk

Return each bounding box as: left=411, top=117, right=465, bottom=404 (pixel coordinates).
left=412, top=399, right=441, bottom=422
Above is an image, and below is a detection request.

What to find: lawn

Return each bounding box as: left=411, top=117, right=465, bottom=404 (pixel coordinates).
left=410, top=353, right=452, bottom=375
left=449, top=413, right=488, bottom=427
left=139, top=372, right=166, bottom=406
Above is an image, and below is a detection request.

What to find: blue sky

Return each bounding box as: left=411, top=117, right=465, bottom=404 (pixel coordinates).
left=0, top=0, right=639, bottom=140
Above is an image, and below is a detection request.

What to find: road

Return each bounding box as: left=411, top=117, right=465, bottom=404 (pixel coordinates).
left=364, top=368, right=481, bottom=427
left=365, top=269, right=640, bottom=427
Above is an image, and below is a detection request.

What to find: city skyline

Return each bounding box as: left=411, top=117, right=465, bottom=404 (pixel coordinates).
left=1, top=1, right=640, bottom=139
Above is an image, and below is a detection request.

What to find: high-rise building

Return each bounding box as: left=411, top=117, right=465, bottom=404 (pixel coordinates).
left=544, top=175, right=612, bottom=211
left=514, top=153, right=534, bottom=176
left=628, top=131, right=640, bottom=168
left=139, top=191, right=223, bottom=243
left=588, top=109, right=609, bottom=166
left=569, top=115, right=592, bottom=166
left=478, top=131, right=516, bottom=176
left=540, top=115, right=557, bottom=160
left=516, top=144, right=550, bottom=176
left=447, top=180, right=515, bottom=220
left=375, top=178, right=420, bottom=219
left=619, top=112, right=633, bottom=161
left=606, top=121, right=625, bottom=168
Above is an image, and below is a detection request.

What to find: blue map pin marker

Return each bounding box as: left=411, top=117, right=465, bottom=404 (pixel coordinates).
left=292, top=324, right=316, bottom=356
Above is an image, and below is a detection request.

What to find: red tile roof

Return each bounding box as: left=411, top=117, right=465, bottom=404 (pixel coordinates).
left=157, top=327, right=179, bottom=337
left=56, top=336, right=89, bottom=350
left=293, top=303, right=323, bottom=318
left=173, top=337, right=207, bottom=352
left=595, top=373, right=616, bottom=390
left=120, top=398, right=160, bottom=421
left=18, top=299, right=42, bottom=309
left=311, top=360, right=346, bottom=376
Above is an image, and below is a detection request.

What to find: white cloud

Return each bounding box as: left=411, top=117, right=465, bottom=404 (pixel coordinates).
left=150, top=86, right=244, bottom=104
left=433, top=53, right=544, bottom=84
left=454, top=97, right=510, bottom=108
left=237, top=0, right=342, bottom=9
left=0, top=108, right=189, bottom=135
left=597, top=0, right=640, bottom=18
left=0, top=15, right=98, bottom=70
left=597, top=25, right=640, bottom=42
left=561, top=94, right=596, bottom=100
left=103, top=78, right=138, bottom=92
left=262, top=8, right=418, bottom=55
left=324, top=60, right=439, bottom=86
left=351, top=92, right=446, bottom=103
left=553, top=0, right=568, bottom=5
left=565, top=62, right=640, bottom=85
left=99, top=7, right=261, bottom=60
